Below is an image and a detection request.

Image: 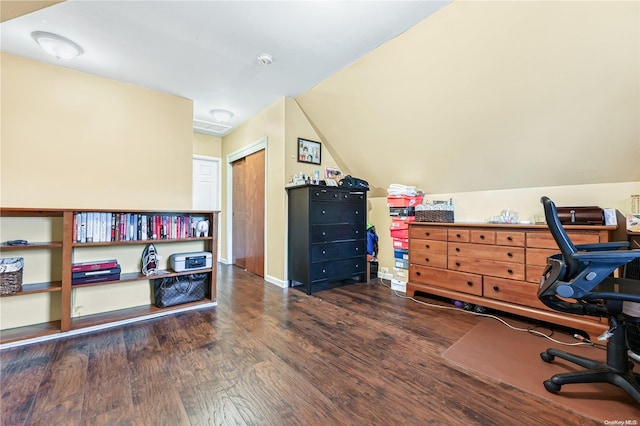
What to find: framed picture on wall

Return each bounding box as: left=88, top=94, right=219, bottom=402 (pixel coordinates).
left=298, top=138, right=321, bottom=165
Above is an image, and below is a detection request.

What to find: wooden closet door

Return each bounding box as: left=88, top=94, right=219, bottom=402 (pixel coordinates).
left=232, top=157, right=247, bottom=269
left=232, top=150, right=265, bottom=276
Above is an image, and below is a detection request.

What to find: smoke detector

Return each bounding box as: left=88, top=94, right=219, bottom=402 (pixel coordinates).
left=256, top=53, right=273, bottom=66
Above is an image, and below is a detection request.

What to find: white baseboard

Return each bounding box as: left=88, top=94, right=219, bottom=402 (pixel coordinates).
left=265, top=274, right=287, bottom=288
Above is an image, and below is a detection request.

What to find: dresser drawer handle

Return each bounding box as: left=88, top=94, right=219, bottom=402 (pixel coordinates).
left=355, top=247, right=359, bottom=252
left=315, top=192, right=320, bottom=196
left=456, top=233, right=461, bottom=238
left=322, top=250, right=326, bottom=254
left=322, top=269, right=326, bottom=273
left=507, top=236, right=513, bottom=241
left=416, top=271, right=421, bottom=276
left=322, top=210, right=326, bottom=215
left=455, top=261, right=461, bottom=267
left=480, top=234, right=485, bottom=239
left=507, top=269, right=513, bottom=274
left=322, top=231, right=326, bottom=236
left=333, top=194, right=338, bottom=198
left=455, top=247, right=460, bottom=252
left=493, top=285, right=500, bottom=292
left=424, top=257, right=430, bottom=262
left=355, top=210, right=359, bottom=215
left=467, top=281, right=473, bottom=286
left=355, top=264, right=359, bottom=268
left=355, top=230, right=359, bottom=234
left=425, top=232, right=430, bottom=237
left=425, top=244, right=430, bottom=249
left=343, top=194, right=348, bottom=199
left=507, top=252, right=513, bottom=257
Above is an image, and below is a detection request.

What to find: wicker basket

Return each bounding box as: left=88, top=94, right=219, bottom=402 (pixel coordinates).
left=415, top=210, right=454, bottom=223
left=0, top=257, right=24, bottom=295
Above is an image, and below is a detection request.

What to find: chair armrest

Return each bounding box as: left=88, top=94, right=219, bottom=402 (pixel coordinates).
left=575, top=242, right=630, bottom=251
left=573, top=250, right=640, bottom=264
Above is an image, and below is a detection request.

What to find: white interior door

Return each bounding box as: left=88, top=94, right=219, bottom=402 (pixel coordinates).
left=193, top=156, right=221, bottom=261
left=193, top=156, right=220, bottom=210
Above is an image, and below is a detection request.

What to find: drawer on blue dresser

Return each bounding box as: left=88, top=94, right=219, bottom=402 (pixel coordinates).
left=310, top=201, right=365, bottom=224
left=311, top=224, right=365, bottom=242
left=310, top=258, right=367, bottom=282
left=311, top=241, right=365, bottom=262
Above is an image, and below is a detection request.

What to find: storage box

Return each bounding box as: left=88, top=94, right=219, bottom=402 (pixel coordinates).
left=387, top=195, right=424, bottom=208
left=0, top=257, right=24, bottom=295
left=389, top=207, right=415, bottom=217
left=170, top=251, right=212, bottom=272
left=392, top=238, right=409, bottom=250
left=393, top=267, right=408, bottom=281
left=392, top=216, right=416, bottom=224
left=390, top=278, right=406, bottom=293
left=389, top=228, right=409, bottom=239
left=394, top=249, right=409, bottom=260
left=557, top=206, right=604, bottom=225
left=395, top=258, right=409, bottom=269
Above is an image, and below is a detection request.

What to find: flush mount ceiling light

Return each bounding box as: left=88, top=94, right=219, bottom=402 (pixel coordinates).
left=256, top=53, right=273, bottom=66
left=210, top=109, right=234, bottom=123
left=31, top=31, right=83, bottom=60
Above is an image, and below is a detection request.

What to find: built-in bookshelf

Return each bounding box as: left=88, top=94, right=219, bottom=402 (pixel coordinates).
left=0, top=207, right=219, bottom=347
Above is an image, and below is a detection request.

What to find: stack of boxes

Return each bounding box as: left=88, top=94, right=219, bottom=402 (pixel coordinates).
left=387, top=189, right=423, bottom=293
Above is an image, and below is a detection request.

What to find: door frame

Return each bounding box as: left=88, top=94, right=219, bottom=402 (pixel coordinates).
left=226, top=136, right=268, bottom=276
left=193, top=155, right=221, bottom=261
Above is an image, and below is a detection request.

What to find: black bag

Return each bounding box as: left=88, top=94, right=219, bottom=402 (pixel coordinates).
left=339, top=175, right=369, bottom=189
left=153, top=273, right=207, bottom=308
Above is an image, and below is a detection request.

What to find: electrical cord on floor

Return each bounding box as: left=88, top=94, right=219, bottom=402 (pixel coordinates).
left=373, top=277, right=598, bottom=348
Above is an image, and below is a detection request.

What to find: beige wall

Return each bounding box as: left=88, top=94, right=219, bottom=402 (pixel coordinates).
left=297, top=1, right=639, bottom=197
left=1, top=53, right=194, bottom=209
left=193, top=132, right=222, bottom=157
left=218, top=97, right=339, bottom=286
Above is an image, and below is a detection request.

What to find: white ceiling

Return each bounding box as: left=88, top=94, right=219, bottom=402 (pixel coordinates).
left=0, top=0, right=450, bottom=136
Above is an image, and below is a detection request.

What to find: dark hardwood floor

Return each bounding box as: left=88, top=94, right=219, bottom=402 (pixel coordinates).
left=1, top=264, right=602, bottom=425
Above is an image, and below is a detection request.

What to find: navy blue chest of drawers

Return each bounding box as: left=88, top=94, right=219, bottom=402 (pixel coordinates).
left=286, top=184, right=368, bottom=295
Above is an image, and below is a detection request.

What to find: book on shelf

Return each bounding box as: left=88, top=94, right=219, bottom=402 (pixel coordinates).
left=71, top=259, right=118, bottom=273
left=72, top=212, right=210, bottom=243
left=72, top=265, right=121, bottom=279
left=72, top=272, right=121, bottom=285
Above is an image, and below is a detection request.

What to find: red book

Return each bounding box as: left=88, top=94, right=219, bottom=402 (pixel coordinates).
left=71, top=259, right=118, bottom=273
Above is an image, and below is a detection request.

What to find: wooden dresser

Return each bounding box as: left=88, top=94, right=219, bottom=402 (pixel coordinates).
left=287, top=184, right=368, bottom=295
left=407, top=222, right=623, bottom=339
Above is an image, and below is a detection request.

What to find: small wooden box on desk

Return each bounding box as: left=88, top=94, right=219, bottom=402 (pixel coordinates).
left=0, top=207, right=219, bottom=347
left=407, top=222, right=624, bottom=340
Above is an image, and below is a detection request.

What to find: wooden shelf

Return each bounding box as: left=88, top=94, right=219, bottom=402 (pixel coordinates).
left=69, top=298, right=215, bottom=330
left=71, top=237, right=212, bottom=247
left=70, top=269, right=213, bottom=288
left=0, top=321, right=61, bottom=344
left=1, top=281, right=63, bottom=297
left=0, top=207, right=219, bottom=347
left=1, top=242, right=63, bottom=250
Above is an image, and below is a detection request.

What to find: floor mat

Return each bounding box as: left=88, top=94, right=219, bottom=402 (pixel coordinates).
left=442, top=317, right=640, bottom=421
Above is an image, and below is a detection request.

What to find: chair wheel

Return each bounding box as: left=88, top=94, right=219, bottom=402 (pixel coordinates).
left=544, top=380, right=561, bottom=393
left=540, top=352, right=555, bottom=363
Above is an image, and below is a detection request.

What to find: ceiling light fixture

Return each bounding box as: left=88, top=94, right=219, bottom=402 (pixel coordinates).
left=256, top=53, right=273, bottom=66
left=31, top=31, right=83, bottom=60
left=210, top=109, right=234, bottom=123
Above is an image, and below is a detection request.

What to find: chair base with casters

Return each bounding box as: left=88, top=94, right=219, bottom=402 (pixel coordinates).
left=540, top=312, right=640, bottom=403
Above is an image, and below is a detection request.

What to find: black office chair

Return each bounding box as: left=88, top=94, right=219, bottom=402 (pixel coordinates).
left=538, top=196, right=640, bottom=403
